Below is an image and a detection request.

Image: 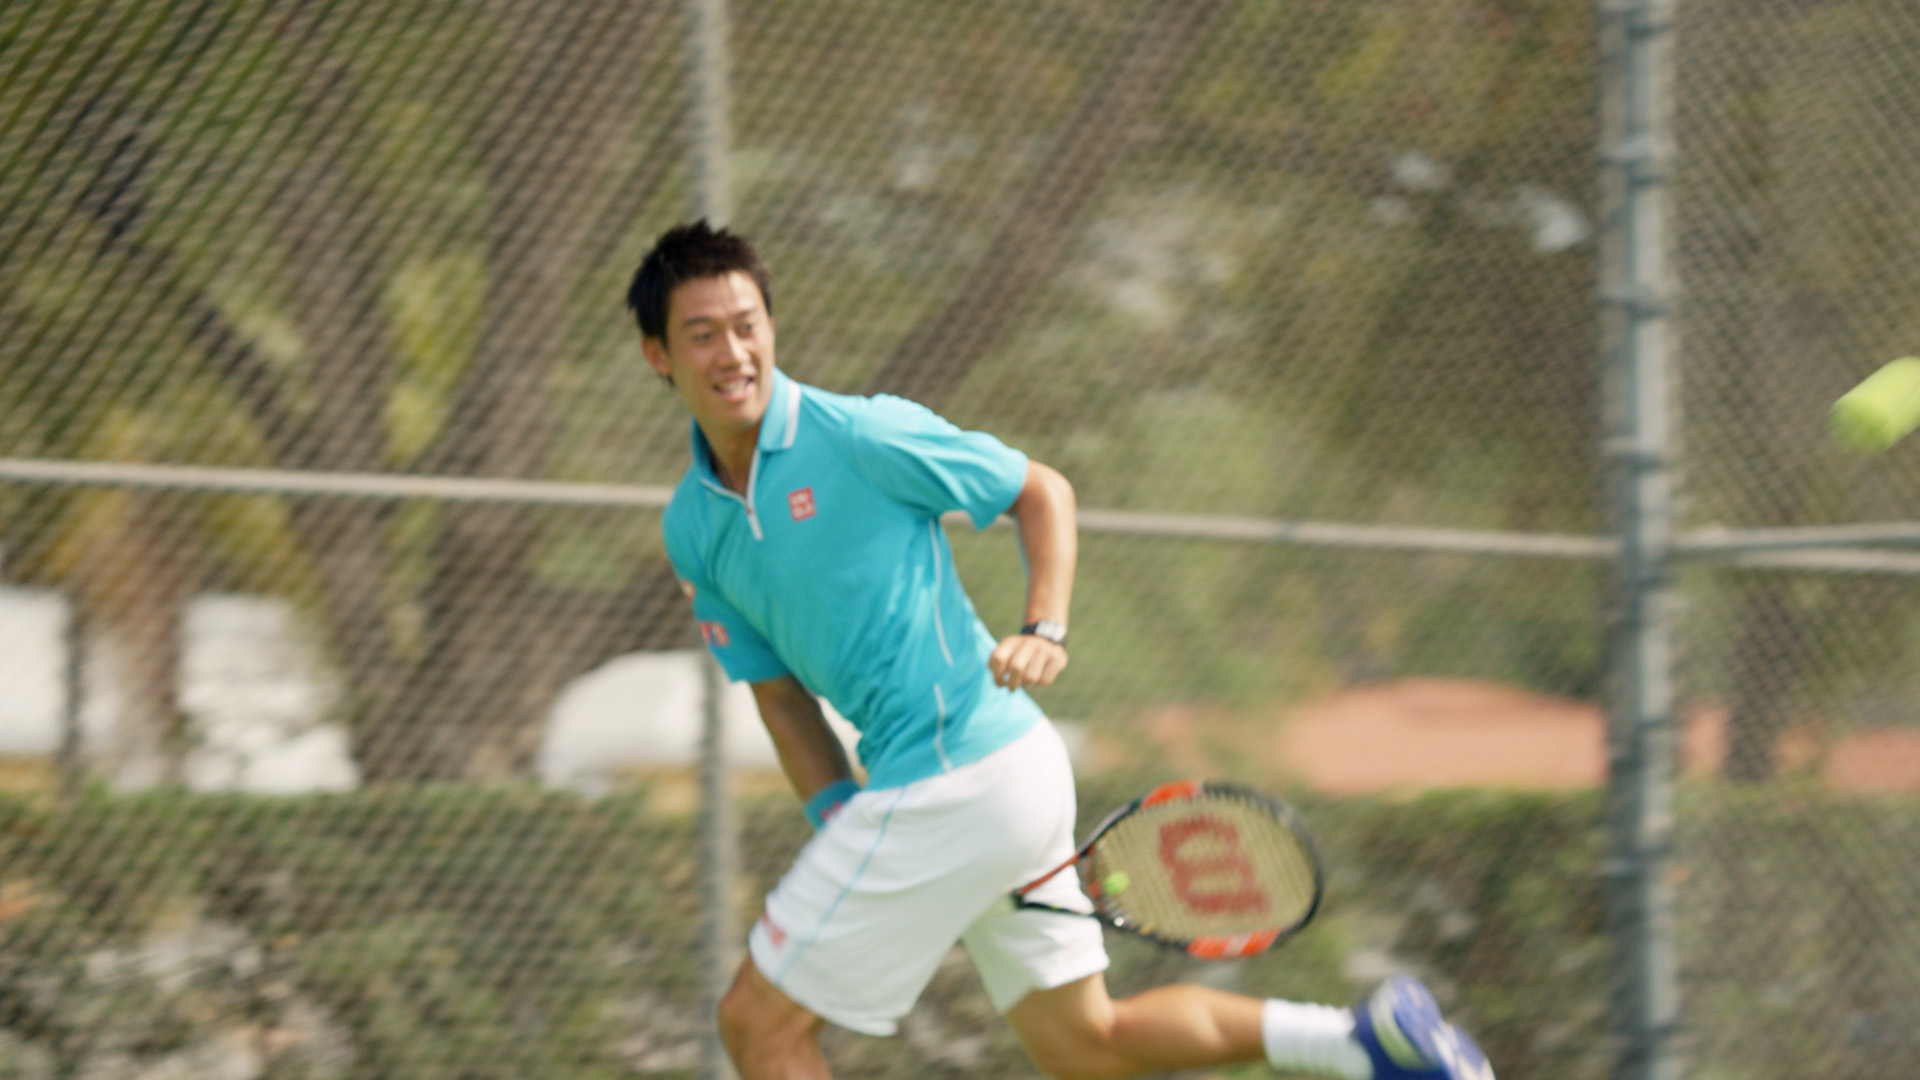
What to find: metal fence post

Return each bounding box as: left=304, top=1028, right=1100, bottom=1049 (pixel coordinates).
left=690, top=0, right=733, bottom=228
left=1600, top=1, right=1683, bottom=1078
left=689, top=0, right=737, bottom=1077
left=697, top=651, right=738, bottom=1080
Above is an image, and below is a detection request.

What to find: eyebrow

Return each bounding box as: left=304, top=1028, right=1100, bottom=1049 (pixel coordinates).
left=679, top=308, right=762, bottom=330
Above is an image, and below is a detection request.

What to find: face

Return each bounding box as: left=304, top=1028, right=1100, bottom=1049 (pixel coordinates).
left=642, top=270, right=776, bottom=446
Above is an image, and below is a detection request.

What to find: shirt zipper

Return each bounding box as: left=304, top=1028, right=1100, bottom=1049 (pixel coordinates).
left=702, top=454, right=764, bottom=541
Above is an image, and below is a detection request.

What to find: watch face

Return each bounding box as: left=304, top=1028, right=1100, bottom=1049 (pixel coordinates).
left=1029, top=620, right=1067, bottom=644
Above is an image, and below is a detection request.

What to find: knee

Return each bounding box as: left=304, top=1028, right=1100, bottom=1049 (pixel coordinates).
left=716, top=965, right=818, bottom=1075
left=716, top=979, right=756, bottom=1051
left=716, top=976, right=781, bottom=1061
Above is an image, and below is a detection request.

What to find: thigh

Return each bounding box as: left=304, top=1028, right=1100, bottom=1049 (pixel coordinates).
left=962, top=889, right=1111, bottom=1015
left=749, top=785, right=960, bottom=1036
left=750, top=727, right=1077, bottom=1036
left=1004, top=971, right=1115, bottom=1062
left=961, top=722, right=1110, bottom=1013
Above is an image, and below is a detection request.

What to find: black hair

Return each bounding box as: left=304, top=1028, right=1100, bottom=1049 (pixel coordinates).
left=625, top=219, right=773, bottom=340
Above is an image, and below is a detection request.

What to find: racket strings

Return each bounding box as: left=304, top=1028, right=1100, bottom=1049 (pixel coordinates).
left=1088, top=793, right=1319, bottom=941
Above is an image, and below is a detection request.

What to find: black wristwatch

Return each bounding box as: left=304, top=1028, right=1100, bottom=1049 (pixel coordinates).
left=1021, top=620, right=1068, bottom=647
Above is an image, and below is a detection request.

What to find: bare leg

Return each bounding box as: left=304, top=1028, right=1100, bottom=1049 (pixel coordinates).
left=1005, top=972, right=1266, bottom=1080
left=717, top=959, right=833, bottom=1080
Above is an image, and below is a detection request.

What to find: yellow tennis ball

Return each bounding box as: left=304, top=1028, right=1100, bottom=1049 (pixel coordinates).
left=1101, top=871, right=1130, bottom=895
left=1832, top=357, right=1920, bottom=453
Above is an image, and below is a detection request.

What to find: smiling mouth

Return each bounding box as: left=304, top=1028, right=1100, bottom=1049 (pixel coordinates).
left=713, top=374, right=755, bottom=402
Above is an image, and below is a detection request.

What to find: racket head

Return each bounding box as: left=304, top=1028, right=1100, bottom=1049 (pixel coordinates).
left=1079, top=780, right=1323, bottom=960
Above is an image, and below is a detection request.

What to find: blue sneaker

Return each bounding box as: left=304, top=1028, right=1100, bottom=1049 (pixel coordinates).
left=1350, top=975, right=1495, bottom=1080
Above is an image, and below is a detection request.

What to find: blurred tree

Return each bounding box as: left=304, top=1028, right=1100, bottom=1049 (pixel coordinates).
left=861, top=0, right=1231, bottom=407
left=0, top=0, right=692, bottom=781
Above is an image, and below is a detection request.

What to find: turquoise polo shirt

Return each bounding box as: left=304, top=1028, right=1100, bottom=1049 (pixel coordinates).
left=661, top=370, right=1045, bottom=789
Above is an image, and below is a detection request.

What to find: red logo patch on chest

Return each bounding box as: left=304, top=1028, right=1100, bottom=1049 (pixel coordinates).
left=788, top=487, right=816, bottom=521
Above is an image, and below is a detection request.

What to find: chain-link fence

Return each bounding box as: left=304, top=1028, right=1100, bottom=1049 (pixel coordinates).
left=1671, top=3, right=1920, bottom=1079
left=0, top=1, right=1915, bottom=1078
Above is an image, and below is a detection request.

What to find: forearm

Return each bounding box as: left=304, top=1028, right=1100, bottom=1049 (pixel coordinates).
left=989, top=462, right=1076, bottom=690
left=751, top=676, right=854, bottom=801
left=1010, top=461, right=1077, bottom=626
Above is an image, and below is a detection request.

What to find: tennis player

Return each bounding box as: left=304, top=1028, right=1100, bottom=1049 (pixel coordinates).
left=627, top=220, right=1493, bottom=1080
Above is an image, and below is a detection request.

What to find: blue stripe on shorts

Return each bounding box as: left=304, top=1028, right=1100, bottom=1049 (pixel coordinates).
left=773, top=785, right=911, bottom=985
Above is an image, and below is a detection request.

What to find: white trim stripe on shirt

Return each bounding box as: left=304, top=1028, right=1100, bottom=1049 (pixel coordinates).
left=782, top=381, right=802, bottom=449
left=927, top=520, right=954, bottom=666
left=932, top=684, right=953, bottom=772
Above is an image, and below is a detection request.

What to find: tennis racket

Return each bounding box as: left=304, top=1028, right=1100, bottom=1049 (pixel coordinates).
left=1012, top=779, right=1324, bottom=960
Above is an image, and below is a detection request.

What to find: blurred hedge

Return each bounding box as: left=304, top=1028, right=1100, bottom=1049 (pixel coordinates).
left=12, top=780, right=1907, bottom=1080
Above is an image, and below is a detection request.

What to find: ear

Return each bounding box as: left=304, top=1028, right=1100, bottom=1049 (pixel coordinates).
left=640, top=334, right=672, bottom=380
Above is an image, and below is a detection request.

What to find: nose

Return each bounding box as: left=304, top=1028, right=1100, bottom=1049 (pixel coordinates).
left=725, top=328, right=753, bottom=363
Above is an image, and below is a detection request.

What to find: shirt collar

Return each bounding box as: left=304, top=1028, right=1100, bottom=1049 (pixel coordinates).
left=758, top=369, right=801, bottom=454
left=688, top=369, right=802, bottom=485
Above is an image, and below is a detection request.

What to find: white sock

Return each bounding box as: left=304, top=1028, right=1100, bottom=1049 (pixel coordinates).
left=1260, top=999, right=1373, bottom=1079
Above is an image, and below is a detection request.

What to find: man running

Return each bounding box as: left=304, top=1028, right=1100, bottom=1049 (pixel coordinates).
left=627, top=220, right=1493, bottom=1080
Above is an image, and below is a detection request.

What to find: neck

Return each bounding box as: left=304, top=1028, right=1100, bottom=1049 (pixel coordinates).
left=703, top=424, right=758, bottom=495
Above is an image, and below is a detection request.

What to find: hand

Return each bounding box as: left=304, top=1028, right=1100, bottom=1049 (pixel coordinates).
left=988, top=634, right=1068, bottom=690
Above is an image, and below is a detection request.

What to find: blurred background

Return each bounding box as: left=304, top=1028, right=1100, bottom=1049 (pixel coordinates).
left=4, top=1, right=1920, bottom=1078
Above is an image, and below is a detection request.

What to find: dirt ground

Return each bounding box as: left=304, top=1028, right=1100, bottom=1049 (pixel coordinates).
left=1111, top=677, right=1920, bottom=795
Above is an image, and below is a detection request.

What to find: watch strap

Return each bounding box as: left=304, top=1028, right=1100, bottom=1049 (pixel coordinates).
left=1021, top=620, right=1068, bottom=646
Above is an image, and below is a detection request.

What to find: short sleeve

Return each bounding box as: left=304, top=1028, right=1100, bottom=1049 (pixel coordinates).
left=664, top=528, right=789, bottom=684
left=849, top=395, right=1029, bottom=530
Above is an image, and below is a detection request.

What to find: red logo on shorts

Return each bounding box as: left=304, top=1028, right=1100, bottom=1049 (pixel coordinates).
left=759, top=912, right=787, bottom=948
left=698, top=621, right=730, bottom=647
left=788, top=487, right=816, bottom=521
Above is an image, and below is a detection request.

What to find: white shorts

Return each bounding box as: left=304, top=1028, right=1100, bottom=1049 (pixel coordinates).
left=747, top=720, right=1110, bottom=1036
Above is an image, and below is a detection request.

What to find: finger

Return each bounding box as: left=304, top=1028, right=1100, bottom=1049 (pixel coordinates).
left=1028, top=644, right=1067, bottom=687
left=988, top=638, right=1018, bottom=682
left=1001, top=641, right=1037, bottom=687
left=1004, top=649, right=1031, bottom=687
left=998, top=638, right=1029, bottom=680
left=1006, top=644, right=1038, bottom=688
left=1006, top=648, right=1035, bottom=687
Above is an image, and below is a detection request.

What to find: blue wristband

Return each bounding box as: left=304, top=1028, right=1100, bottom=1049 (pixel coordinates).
left=803, top=779, right=862, bottom=830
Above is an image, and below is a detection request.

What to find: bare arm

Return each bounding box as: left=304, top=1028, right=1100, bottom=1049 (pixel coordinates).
left=749, top=674, right=855, bottom=803
left=988, top=460, right=1076, bottom=689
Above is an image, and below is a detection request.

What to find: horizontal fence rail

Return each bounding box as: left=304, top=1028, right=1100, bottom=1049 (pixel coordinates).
left=7, top=458, right=1920, bottom=574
